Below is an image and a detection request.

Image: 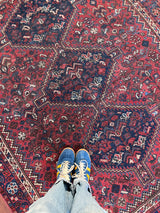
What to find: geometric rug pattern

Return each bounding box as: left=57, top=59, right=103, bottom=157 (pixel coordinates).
left=0, top=0, right=160, bottom=212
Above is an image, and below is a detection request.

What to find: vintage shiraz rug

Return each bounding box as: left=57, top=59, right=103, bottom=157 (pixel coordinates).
left=0, top=0, right=160, bottom=212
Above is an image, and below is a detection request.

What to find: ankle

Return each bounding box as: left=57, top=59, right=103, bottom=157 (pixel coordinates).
left=73, top=178, right=92, bottom=193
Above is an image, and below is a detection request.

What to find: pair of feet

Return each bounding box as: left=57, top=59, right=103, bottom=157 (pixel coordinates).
left=56, top=148, right=91, bottom=184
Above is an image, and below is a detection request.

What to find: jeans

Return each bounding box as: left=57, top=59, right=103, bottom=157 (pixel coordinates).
left=26, top=179, right=106, bottom=213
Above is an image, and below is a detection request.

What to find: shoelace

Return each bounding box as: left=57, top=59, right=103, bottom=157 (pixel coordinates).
left=72, top=161, right=86, bottom=180
left=58, top=161, right=74, bottom=182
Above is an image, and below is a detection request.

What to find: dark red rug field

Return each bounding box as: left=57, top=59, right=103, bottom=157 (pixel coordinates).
left=0, top=0, right=160, bottom=212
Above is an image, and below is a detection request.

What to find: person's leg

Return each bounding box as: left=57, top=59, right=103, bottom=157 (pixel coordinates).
left=71, top=149, right=106, bottom=213
left=27, top=180, right=73, bottom=213
left=71, top=179, right=106, bottom=213
left=26, top=147, right=75, bottom=213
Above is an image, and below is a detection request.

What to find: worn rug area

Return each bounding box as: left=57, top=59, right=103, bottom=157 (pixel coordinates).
left=0, top=0, right=160, bottom=212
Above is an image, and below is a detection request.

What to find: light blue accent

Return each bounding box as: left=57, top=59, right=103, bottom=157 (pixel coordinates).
left=26, top=180, right=107, bottom=213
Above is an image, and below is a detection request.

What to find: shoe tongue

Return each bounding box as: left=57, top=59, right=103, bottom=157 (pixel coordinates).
left=62, top=159, right=72, bottom=164
left=80, top=160, right=88, bottom=169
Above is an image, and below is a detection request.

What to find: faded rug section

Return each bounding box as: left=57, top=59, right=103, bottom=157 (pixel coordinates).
left=0, top=0, right=160, bottom=213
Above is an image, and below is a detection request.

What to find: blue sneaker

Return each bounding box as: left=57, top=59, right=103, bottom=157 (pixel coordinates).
left=56, top=147, right=75, bottom=184
left=73, top=149, right=91, bottom=182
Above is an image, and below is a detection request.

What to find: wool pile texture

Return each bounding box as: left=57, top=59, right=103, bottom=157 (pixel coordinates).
left=0, top=0, right=160, bottom=212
